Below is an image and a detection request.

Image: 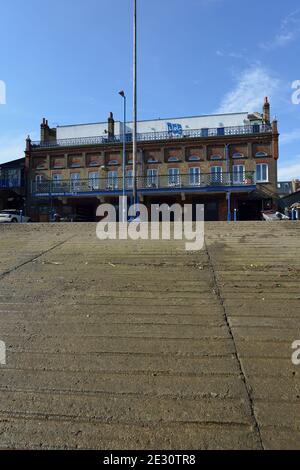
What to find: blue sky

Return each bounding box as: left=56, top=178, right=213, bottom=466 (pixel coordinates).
left=0, top=0, right=300, bottom=179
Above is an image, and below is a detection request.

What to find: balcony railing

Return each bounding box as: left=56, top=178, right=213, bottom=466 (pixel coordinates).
left=32, top=172, right=256, bottom=196
left=31, top=124, right=272, bottom=149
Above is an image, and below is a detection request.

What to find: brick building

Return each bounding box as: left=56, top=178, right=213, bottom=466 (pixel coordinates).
left=25, top=97, right=279, bottom=221
left=0, top=157, right=26, bottom=211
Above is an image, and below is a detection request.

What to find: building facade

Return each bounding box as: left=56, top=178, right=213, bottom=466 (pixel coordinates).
left=0, top=158, right=26, bottom=211
left=25, top=98, right=279, bottom=222
left=277, top=179, right=300, bottom=198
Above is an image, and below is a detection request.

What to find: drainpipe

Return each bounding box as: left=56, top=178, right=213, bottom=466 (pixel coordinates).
left=225, top=144, right=230, bottom=181
left=225, top=144, right=231, bottom=222
left=227, top=191, right=231, bottom=222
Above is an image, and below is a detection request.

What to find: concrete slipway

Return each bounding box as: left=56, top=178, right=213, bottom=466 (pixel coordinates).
left=0, top=222, right=299, bottom=449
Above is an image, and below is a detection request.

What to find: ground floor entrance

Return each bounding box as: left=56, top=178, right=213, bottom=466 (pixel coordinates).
left=30, top=192, right=274, bottom=222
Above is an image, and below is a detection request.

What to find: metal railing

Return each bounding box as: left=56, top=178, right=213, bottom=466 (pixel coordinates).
left=31, top=124, right=272, bottom=149
left=32, top=172, right=256, bottom=196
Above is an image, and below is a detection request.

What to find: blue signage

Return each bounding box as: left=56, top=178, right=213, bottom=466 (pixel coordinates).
left=167, top=122, right=183, bottom=136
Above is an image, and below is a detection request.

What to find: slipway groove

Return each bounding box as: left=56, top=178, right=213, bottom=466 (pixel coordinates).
left=204, top=240, right=264, bottom=450
left=0, top=222, right=299, bottom=450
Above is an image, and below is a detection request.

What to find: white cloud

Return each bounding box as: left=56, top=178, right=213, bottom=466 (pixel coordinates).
left=217, top=66, right=280, bottom=114
left=281, top=128, right=300, bottom=145
left=278, top=160, right=300, bottom=180
left=260, top=9, right=300, bottom=50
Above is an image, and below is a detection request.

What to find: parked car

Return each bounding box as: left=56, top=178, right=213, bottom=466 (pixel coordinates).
left=262, top=211, right=290, bottom=221
left=0, top=210, right=31, bottom=223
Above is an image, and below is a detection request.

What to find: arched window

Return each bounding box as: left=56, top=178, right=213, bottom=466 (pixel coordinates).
left=188, top=156, right=201, bottom=162
left=108, top=160, right=119, bottom=166
left=255, top=152, right=268, bottom=158
left=147, top=158, right=158, bottom=164
left=211, top=154, right=222, bottom=161
left=232, top=152, right=244, bottom=159
left=168, top=157, right=180, bottom=163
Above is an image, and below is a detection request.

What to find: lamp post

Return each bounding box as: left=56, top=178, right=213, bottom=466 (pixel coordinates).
left=119, top=90, right=127, bottom=223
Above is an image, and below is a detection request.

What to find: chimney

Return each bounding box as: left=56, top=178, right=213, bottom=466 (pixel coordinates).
left=108, top=112, right=115, bottom=138
left=271, top=116, right=279, bottom=161
left=26, top=135, right=31, bottom=151
left=263, top=97, right=270, bottom=125
left=40, top=118, right=49, bottom=142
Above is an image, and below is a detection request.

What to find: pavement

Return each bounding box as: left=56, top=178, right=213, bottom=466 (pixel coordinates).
left=0, top=221, right=299, bottom=450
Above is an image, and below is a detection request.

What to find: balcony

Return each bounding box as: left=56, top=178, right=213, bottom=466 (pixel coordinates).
left=32, top=172, right=256, bottom=197
left=30, top=124, right=272, bottom=149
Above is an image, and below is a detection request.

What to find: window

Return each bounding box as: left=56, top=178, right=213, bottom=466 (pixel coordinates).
left=232, top=165, right=245, bottom=184
left=188, top=156, right=201, bottom=162
left=107, top=171, right=118, bottom=190
left=108, top=160, right=119, bottom=166
left=70, top=173, right=80, bottom=191
left=256, top=164, right=268, bottom=183
left=5, top=168, right=21, bottom=187
left=52, top=158, right=65, bottom=169
left=168, top=157, right=180, bottom=163
left=52, top=173, right=62, bottom=189
left=189, top=167, right=201, bottom=186
left=255, top=152, right=268, bottom=158
left=36, top=174, right=44, bottom=184
left=35, top=159, right=47, bottom=170
left=127, top=170, right=133, bottom=189
left=35, top=174, right=45, bottom=191
left=147, top=169, right=158, bottom=188
left=69, top=157, right=82, bottom=168
left=211, top=166, right=222, bottom=183
left=88, top=172, right=99, bottom=190
left=168, top=168, right=181, bottom=187
left=88, top=157, right=101, bottom=167
left=211, top=154, right=222, bottom=161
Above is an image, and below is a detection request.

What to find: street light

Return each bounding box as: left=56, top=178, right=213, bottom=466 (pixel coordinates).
left=119, top=90, right=127, bottom=223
